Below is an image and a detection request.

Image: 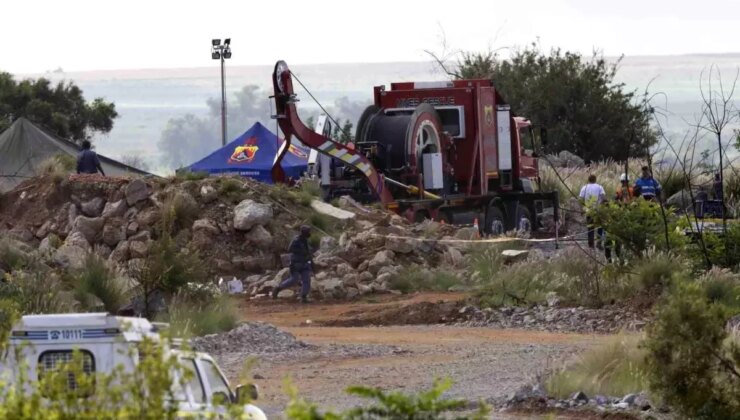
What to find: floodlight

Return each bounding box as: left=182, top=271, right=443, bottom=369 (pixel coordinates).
left=224, top=38, right=231, bottom=45
left=223, top=49, right=232, bottom=59
left=212, top=39, right=221, bottom=46
left=212, top=52, right=221, bottom=60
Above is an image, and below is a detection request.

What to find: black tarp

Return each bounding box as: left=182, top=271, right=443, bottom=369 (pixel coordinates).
left=0, top=118, right=151, bottom=192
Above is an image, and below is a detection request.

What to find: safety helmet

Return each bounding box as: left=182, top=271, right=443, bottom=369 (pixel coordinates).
left=620, top=173, right=629, bottom=182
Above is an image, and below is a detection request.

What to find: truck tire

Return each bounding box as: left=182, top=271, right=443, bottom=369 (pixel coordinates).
left=485, top=206, right=505, bottom=236
left=516, top=205, right=533, bottom=233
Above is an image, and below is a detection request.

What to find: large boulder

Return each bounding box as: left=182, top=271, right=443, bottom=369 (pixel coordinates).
left=135, top=207, right=159, bottom=229
left=65, top=230, right=91, bottom=250
left=129, top=240, right=151, bottom=259
left=8, top=227, right=34, bottom=243
left=368, top=250, right=394, bottom=275
left=125, top=179, right=150, bottom=206
left=35, top=221, right=52, bottom=239
left=385, top=234, right=415, bottom=254
left=102, top=199, right=128, bottom=218
left=102, top=220, right=126, bottom=248
left=128, top=230, right=151, bottom=243
left=192, top=219, right=220, bottom=236
left=109, top=241, right=130, bottom=263
left=444, top=247, right=465, bottom=267
left=200, top=185, right=218, bottom=203
left=335, top=263, right=353, bottom=277
left=72, top=216, right=104, bottom=243
left=316, top=278, right=346, bottom=299
left=81, top=197, right=106, bottom=217
left=319, top=236, right=338, bottom=252
left=233, top=200, right=273, bottom=231
left=54, top=245, right=88, bottom=269
left=246, top=225, right=273, bottom=248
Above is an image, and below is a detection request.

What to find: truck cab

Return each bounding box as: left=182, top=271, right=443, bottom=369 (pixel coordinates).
left=4, top=313, right=266, bottom=419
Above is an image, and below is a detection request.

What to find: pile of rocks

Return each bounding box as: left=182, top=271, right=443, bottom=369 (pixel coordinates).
left=191, top=322, right=312, bottom=355
left=505, top=385, right=662, bottom=417
left=457, top=304, right=646, bottom=334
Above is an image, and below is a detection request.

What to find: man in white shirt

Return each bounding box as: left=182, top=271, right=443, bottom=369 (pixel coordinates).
left=579, top=174, right=606, bottom=249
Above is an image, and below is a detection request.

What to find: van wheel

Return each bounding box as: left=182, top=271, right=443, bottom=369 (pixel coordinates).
left=516, top=205, right=533, bottom=233
left=485, top=206, right=505, bottom=236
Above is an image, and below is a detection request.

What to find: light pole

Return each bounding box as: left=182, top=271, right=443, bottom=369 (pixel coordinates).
left=211, top=38, right=232, bottom=146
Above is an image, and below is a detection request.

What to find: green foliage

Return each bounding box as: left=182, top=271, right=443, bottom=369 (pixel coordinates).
left=0, top=238, right=30, bottom=271
left=164, top=191, right=200, bottom=231
left=175, top=171, right=209, bottom=181
left=0, top=271, right=76, bottom=314
left=0, top=72, right=118, bottom=142
left=589, top=199, right=685, bottom=258
left=389, top=267, right=461, bottom=294
left=629, top=253, right=686, bottom=292
left=644, top=281, right=740, bottom=419
left=285, top=378, right=489, bottom=419
left=698, top=268, right=740, bottom=314
left=450, top=44, right=655, bottom=162
left=331, top=119, right=354, bottom=144
left=73, top=254, right=126, bottom=313
left=160, top=293, right=238, bottom=337
left=696, top=223, right=740, bottom=269
left=475, top=248, right=611, bottom=308
left=309, top=213, right=331, bottom=232
left=546, top=335, right=650, bottom=399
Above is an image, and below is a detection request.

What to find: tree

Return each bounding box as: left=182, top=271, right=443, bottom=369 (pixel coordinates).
left=119, top=154, right=150, bottom=171
left=428, top=44, right=656, bottom=162
left=0, top=72, right=117, bottom=143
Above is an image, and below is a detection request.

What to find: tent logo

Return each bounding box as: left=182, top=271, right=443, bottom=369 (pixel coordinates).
left=229, top=137, right=259, bottom=163
left=287, top=145, right=308, bottom=159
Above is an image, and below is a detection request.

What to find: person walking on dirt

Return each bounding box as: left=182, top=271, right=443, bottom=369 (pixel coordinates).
left=76, top=140, right=106, bottom=176
left=579, top=174, right=606, bottom=249
left=272, top=225, right=314, bottom=303
left=615, top=173, right=635, bottom=202
left=633, top=166, right=661, bottom=201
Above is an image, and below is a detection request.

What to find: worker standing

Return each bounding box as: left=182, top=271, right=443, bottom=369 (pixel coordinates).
left=579, top=174, right=606, bottom=249
left=76, top=140, right=106, bottom=176
left=633, top=166, right=661, bottom=201
left=615, top=173, right=635, bottom=202
left=272, top=225, right=314, bottom=303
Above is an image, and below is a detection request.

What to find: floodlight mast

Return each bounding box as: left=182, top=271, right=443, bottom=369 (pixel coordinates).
left=211, top=38, right=231, bottom=146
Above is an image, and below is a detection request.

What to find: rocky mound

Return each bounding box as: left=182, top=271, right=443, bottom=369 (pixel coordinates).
left=191, top=322, right=312, bottom=354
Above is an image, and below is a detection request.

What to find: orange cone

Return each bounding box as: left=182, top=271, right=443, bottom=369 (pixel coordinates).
left=473, top=218, right=480, bottom=239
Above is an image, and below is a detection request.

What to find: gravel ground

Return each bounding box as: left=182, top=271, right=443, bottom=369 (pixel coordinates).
left=197, top=323, right=599, bottom=418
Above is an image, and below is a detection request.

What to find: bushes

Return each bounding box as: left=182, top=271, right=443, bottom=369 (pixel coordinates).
left=0, top=271, right=76, bottom=314
left=0, top=238, right=30, bottom=271
left=389, top=267, right=461, bottom=294
left=158, top=293, right=238, bottom=337
left=73, top=254, right=127, bottom=313
left=644, top=280, right=740, bottom=419
left=546, top=335, right=649, bottom=399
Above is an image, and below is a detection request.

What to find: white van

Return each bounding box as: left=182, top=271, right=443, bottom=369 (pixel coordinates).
left=4, top=313, right=267, bottom=419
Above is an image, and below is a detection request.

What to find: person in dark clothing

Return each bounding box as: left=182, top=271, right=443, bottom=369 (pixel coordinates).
left=713, top=173, right=723, bottom=201
left=76, top=140, right=106, bottom=176
left=272, top=225, right=313, bottom=303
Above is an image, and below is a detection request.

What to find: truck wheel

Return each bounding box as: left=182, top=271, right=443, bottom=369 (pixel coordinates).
left=485, top=206, right=505, bottom=236
left=516, top=205, right=533, bottom=233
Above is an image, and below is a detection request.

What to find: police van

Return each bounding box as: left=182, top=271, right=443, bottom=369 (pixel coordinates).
left=4, top=313, right=267, bottom=419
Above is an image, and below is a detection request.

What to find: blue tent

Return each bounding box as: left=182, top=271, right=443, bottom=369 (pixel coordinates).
left=186, top=122, right=308, bottom=183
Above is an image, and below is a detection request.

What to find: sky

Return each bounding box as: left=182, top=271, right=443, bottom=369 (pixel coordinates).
left=2, top=0, right=739, bottom=73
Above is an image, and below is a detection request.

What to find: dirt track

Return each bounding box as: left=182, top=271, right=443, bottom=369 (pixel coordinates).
left=235, top=293, right=605, bottom=418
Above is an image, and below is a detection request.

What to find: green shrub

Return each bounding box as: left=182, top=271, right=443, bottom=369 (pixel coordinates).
left=546, top=334, right=650, bottom=399
left=0, top=271, right=76, bottom=314
left=309, top=212, right=331, bottom=232
left=698, top=268, right=740, bottom=314
left=163, top=191, right=200, bottom=231
left=644, top=281, right=740, bottom=419
left=0, top=238, right=29, bottom=271
left=630, top=252, right=686, bottom=292
left=158, top=293, right=238, bottom=337
left=285, top=378, right=489, bottom=419
left=389, top=267, right=461, bottom=294
left=74, top=254, right=127, bottom=313
left=175, top=170, right=208, bottom=181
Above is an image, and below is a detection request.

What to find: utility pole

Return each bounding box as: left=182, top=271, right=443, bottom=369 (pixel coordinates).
left=211, top=38, right=232, bottom=146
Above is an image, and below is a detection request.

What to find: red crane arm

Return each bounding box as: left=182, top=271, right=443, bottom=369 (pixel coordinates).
left=270, top=61, right=393, bottom=205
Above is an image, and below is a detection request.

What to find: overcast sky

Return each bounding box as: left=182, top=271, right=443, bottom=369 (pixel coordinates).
left=2, top=0, right=739, bottom=73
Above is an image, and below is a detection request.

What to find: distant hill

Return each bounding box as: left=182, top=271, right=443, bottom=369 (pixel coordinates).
left=19, top=55, right=740, bottom=172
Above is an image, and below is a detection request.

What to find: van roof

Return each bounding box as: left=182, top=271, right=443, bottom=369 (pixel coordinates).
left=11, top=313, right=164, bottom=343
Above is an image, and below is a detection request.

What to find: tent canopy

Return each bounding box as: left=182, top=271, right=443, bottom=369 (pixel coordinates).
left=185, top=122, right=308, bottom=183
left=0, top=118, right=151, bottom=192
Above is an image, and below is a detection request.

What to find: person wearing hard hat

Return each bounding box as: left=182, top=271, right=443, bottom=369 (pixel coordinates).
left=615, top=173, right=636, bottom=202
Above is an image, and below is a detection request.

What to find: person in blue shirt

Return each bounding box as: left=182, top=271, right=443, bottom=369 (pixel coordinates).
left=76, top=140, right=106, bottom=176
left=633, top=166, right=661, bottom=201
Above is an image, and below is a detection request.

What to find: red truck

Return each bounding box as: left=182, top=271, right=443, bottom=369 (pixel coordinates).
left=271, top=61, right=558, bottom=235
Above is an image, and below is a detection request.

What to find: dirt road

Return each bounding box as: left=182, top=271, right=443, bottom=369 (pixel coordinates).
left=235, top=293, right=604, bottom=418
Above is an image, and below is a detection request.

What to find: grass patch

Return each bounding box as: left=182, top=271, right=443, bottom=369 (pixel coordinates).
left=389, top=267, right=462, bottom=293
left=546, top=334, right=650, bottom=399
left=0, top=238, right=30, bottom=271
left=73, top=254, right=126, bottom=313
left=175, top=171, right=209, bottom=181
left=162, top=191, right=200, bottom=231
left=160, top=293, right=239, bottom=337
left=0, top=271, right=76, bottom=314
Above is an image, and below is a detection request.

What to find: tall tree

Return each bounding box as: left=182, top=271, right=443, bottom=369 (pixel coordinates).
left=429, top=44, right=656, bottom=162
left=0, top=72, right=117, bottom=142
